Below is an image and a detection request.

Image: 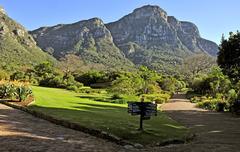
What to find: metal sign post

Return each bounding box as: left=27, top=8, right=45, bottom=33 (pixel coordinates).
left=128, top=101, right=157, bottom=131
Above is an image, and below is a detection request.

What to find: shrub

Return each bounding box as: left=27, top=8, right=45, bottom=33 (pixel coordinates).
left=66, top=85, right=79, bottom=92
left=15, top=85, right=32, bottom=102
left=111, top=94, right=122, bottom=100
left=78, top=87, right=105, bottom=94
left=75, top=71, right=108, bottom=86
left=190, top=96, right=201, bottom=103
left=159, top=77, right=177, bottom=92
left=197, top=98, right=227, bottom=111
left=226, top=89, right=237, bottom=103
left=39, top=73, right=84, bottom=92
left=144, top=93, right=171, bottom=104
left=10, top=71, right=27, bottom=81
left=197, top=100, right=217, bottom=110
left=0, top=82, right=15, bottom=99
left=216, top=101, right=227, bottom=112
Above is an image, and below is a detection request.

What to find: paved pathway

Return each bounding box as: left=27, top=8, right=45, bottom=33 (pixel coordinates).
left=155, top=94, right=240, bottom=152
left=0, top=103, right=128, bottom=152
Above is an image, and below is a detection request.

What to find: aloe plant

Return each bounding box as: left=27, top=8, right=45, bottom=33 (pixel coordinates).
left=15, top=85, right=32, bottom=102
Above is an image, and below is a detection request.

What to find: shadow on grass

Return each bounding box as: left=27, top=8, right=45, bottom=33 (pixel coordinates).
left=73, top=102, right=126, bottom=110
left=76, top=95, right=117, bottom=103
left=27, top=105, right=189, bottom=145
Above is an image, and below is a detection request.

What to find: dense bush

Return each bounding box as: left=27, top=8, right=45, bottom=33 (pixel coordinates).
left=188, top=67, right=239, bottom=112
left=74, top=71, right=109, bottom=86
left=10, top=71, right=27, bottom=81
left=39, top=73, right=83, bottom=92
left=9, top=62, right=84, bottom=92
left=158, top=77, right=185, bottom=93
left=110, top=72, right=143, bottom=95
left=196, top=98, right=227, bottom=112
left=78, top=87, right=105, bottom=94
left=190, top=67, right=231, bottom=97
left=197, top=99, right=218, bottom=110
left=0, top=82, right=15, bottom=98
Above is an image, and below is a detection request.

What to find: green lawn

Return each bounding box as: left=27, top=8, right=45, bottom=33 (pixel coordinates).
left=29, top=86, right=188, bottom=145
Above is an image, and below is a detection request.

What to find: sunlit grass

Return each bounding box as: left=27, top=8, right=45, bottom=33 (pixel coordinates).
left=30, top=86, right=188, bottom=145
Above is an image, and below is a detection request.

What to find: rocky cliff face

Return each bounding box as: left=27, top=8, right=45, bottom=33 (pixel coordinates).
left=0, top=7, right=55, bottom=69
left=106, top=5, right=218, bottom=70
left=31, top=5, right=218, bottom=71
left=31, top=18, right=133, bottom=69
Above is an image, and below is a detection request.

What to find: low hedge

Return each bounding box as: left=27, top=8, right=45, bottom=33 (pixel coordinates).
left=144, top=93, right=171, bottom=104
left=196, top=98, right=227, bottom=111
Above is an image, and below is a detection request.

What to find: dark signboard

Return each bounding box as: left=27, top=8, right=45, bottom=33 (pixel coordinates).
left=128, top=102, right=141, bottom=115
left=128, top=102, right=157, bottom=117
left=128, top=101, right=157, bottom=130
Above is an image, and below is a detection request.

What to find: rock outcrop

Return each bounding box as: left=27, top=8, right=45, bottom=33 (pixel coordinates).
left=104, top=5, right=218, bottom=71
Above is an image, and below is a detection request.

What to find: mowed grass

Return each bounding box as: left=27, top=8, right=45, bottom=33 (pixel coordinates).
left=29, top=86, right=188, bottom=145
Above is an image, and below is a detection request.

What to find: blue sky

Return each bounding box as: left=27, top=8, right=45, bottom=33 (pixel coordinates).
left=0, top=0, right=239, bottom=44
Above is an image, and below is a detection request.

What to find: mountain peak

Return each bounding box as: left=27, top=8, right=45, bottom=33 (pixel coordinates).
left=83, top=17, right=104, bottom=26
left=0, top=6, right=6, bottom=14
left=132, top=5, right=167, bottom=20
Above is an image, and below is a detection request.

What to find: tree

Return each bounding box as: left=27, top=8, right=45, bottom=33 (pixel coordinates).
left=75, top=71, right=107, bottom=86
left=138, top=66, right=162, bottom=94
left=110, top=72, right=143, bottom=95
left=191, top=67, right=231, bottom=97
left=10, top=71, right=26, bottom=81
left=180, top=53, right=216, bottom=80
left=34, top=62, right=54, bottom=78
left=217, top=31, right=240, bottom=82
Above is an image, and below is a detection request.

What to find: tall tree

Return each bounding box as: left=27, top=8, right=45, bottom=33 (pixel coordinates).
left=180, top=53, right=216, bottom=80
left=217, top=31, right=240, bottom=82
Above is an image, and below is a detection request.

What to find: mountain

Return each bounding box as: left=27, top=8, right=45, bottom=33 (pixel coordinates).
left=31, top=18, right=134, bottom=70
left=106, top=5, right=218, bottom=71
left=31, top=5, right=218, bottom=72
left=0, top=6, right=55, bottom=70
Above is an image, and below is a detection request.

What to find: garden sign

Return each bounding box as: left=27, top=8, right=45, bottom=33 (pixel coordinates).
left=128, top=101, right=157, bottom=131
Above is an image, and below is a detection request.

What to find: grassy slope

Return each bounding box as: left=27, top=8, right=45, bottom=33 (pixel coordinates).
left=30, top=86, right=188, bottom=145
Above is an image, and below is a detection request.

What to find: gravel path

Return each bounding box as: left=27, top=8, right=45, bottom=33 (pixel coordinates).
left=161, top=94, right=207, bottom=111
left=155, top=94, right=240, bottom=152
left=0, top=103, right=129, bottom=152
